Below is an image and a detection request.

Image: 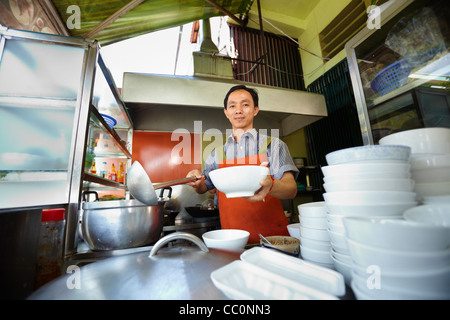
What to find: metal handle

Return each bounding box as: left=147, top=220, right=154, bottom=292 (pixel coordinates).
left=149, top=232, right=209, bottom=257
left=152, top=176, right=198, bottom=190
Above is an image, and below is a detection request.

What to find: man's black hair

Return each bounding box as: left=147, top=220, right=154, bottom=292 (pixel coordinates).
left=223, top=85, right=259, bottom=109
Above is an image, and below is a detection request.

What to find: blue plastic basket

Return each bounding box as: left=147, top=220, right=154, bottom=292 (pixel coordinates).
left=370, top=59, right=412, bottom=96
left=370, top=48, right=442, bottom=96
left=100, top=113, right=117, bottom=128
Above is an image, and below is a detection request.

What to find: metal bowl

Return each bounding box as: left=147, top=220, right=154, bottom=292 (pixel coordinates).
left=81, top=199, right=164, bottom=251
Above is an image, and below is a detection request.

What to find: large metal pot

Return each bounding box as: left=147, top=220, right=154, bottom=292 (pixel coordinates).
left=80, top=191, right=166, bottom=251
left=28, top=233, right=242, bottom=300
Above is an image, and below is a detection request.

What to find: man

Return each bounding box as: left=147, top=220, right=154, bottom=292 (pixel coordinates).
left=187, top=85, right=299, bottom=244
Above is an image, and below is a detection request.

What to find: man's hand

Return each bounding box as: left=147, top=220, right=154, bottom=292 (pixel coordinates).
left=186, top=169, right=207, bottom=194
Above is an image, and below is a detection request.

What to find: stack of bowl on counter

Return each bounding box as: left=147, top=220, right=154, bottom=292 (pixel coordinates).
left=294, top=202, right=334, bottom=269
left=379, top=127, right=450, bottom=202
left=315, top=127, right=450, bottom=300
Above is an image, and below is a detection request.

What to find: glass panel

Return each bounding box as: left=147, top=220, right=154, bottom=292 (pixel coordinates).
left=0, top=36, right=86, bottom=209
left=353, top=0, right=450, bottom=143
left=0, top=38, right=85, bottom=99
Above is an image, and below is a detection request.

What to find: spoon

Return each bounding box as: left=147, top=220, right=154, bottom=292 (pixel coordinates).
left=258, top=233, right=272, bottom=245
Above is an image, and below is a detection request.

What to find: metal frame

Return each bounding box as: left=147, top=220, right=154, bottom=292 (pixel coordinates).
left=344, top=0, right=413, bottom=145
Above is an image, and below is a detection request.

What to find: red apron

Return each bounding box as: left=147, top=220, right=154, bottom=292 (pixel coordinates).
left=216, top=137, right=289, bottom=244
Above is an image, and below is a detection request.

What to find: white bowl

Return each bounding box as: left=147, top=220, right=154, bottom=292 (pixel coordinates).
left=330, top=241, right=350, bottom=255
left=326, top=202, right=417, bottom=217
left=323, top=191, right=417, bottom=205
left=300, top=245, right=333, bottom=264
left=297, top=201, right=327, bottom=217
left=414, top=181, right=450, bottom=200
left=325, top=145, right=411, bottom=165
left=346, top=238, right=450, bottom=272
left=343, top=217, right=450, bottom=251
left=403, top=205, right=450, bottom=227
left=331, top=254, right=353, bottom=285
left=351, top=271, right=450, bottom=300
left=330, top=248, right=352, bottom=265
left=299, top=225, right=330, bottom=242
left=300, top=216, right=328, bottom=230
left=326, top=213, right=345, bottom=225
left=352, top=263, right=450, bottom=295
left=287, top=223, right=300, bottom=240
left=379, top=127, right=450, bottom=155
left=323, top=171, right=411, bottom=183
left=321, top=162, right=411, bottom=178
left=328, top=229, right=348, bottom=249
left=327, top=221, right=346, bottom=234
left=209, top=165, right=269, bottom=198
left=202, top=229, right=249, bottom=250
left=423, top=195, right=450, bottom=205
left=299, top=236, right=331, bottom=251
left=410, top=155, right=450, bottom=183
left=323, top=178, right=414, bottom=193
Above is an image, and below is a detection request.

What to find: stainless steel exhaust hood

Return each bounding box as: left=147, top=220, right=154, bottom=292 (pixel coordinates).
left=121, top=73, right=327, bottom=136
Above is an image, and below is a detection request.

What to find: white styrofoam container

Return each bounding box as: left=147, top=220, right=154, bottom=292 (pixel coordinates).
left=210, top=260, right=338, bottom=300
left=210, top=247, right=346, bottom=300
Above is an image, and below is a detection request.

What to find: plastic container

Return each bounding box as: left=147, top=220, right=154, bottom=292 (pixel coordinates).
left=210, top=247, right=345, bottom=299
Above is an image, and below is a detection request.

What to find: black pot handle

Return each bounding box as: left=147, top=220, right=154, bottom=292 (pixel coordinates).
left=158, top=187, right=172, bottom=199
left=82, top=191, right=99, bottom=202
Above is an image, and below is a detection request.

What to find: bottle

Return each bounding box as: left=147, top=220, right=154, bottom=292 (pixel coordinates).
left=109, top=163, right=117, bottom=182
left=118, top=162, right=125, bottom=184
left=101, top=161, right=107, bottom=178
left=90, top=161, right=97, bottom=175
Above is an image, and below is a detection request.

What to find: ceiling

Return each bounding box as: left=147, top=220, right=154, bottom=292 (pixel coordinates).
left=245, top=0, right=319, bottom=38
left=46, top=0, right=319, bottom=45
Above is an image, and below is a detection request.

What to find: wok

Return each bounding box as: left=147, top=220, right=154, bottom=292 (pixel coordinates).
left=185, top=206, right=220, bottom=218
left=127, top=161, right=197, bottom=205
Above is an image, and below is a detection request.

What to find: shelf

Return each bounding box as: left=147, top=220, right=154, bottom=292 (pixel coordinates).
left=0, top=95, right=77, bottom=110
left=89, top=105, right=132, bottom=159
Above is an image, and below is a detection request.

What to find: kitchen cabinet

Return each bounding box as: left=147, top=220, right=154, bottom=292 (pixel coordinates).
left=0, top=27, right=133, bottom=283
left=345, top=0, right=449, bottom=145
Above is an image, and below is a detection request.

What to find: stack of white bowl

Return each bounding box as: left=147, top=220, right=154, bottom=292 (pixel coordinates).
left=322, top=145, right=418, bottom=284
left=295, top=201, right=334, bottom=269
left=379, top=127, right=450, bottom=203
left=344, top=204, right=450, bottom=300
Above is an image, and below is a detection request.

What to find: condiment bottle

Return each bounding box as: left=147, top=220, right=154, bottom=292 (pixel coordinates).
left=90, top=161, right=97, bottom=175
left=109, top=163, right=117, bottom=182
left=118, top=162, right=125, bottom=184
left=101, top=161, right=107, bottom=178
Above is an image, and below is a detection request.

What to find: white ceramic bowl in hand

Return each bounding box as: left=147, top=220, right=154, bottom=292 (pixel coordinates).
left=209, top=165, right=269, bottom=198
left=343, top=217, right=450, bottom=251
left=379, top=127, right=450, bottom=155
left=325, top=145, right=411, bottom=165
left=403, top=204, right=450, bottom=227
left=202, top=229, right=249, bottom=250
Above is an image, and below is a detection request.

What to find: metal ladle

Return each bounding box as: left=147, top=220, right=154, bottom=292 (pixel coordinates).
left=127, top=161, right=198, bottom=205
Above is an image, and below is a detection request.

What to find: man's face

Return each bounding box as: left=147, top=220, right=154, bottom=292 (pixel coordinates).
left=224, top=89, right=259, bottom=132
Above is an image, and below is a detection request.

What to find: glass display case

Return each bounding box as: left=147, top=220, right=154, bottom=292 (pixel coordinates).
left=0, top=27, right=133, bottom=261
left=345, top=0, right=449, bottom=144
